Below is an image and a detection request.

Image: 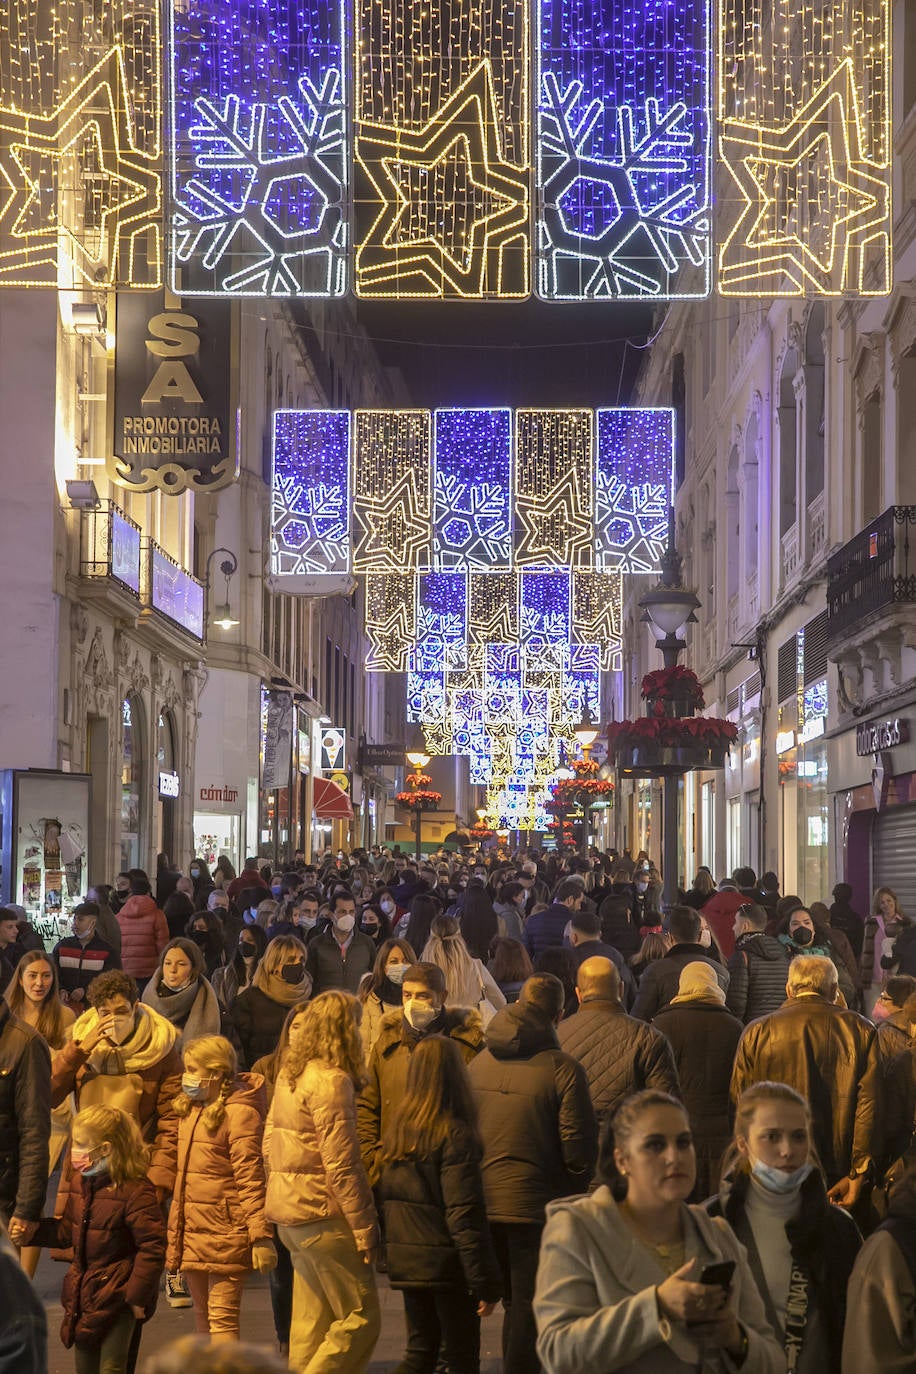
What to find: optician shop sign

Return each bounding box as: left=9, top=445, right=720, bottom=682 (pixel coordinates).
left=856, top=718, right=910, bottom=756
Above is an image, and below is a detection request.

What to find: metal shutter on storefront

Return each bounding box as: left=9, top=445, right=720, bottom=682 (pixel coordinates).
left=777, top=636, right=798, bottom=704
left=873, top=804, right=916, bottom=918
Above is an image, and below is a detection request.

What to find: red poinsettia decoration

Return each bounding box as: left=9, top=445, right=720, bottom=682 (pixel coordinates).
left=468, top=825, right=495, bottom=840
left=396, top=789, right=442, bottom=809
left=641, top=665, right=705, bottom=709
left=405, top=770, right=433, bottom=789
left=607, top=716, right=738, bottom=750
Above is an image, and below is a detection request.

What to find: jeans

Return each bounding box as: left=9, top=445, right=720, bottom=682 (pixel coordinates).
left=73, top=1310, right=140, bottom=1374
left=184, top=1269, right=247, bottom=1339
left=279, top=1218, right=381, bottom=1374
left=268, top=1228, right=294, bottom=1345
left=490, top=1222, right=543, bottom=1374
left=395, top=1287, right=481, bottom=1374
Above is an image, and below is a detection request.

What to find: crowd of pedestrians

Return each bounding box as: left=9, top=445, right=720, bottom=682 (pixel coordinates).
left=0, top=844, right=914, bottom=1374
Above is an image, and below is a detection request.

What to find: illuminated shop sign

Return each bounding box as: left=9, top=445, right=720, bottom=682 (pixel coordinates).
left=856, top=718, right=909, bottom=755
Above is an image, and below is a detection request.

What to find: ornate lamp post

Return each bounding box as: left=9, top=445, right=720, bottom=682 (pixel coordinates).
left=403, top=729, right=434, bottom=861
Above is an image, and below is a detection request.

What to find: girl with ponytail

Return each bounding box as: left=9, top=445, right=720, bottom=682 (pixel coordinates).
left=168, top=1034, right=277, bottom=1342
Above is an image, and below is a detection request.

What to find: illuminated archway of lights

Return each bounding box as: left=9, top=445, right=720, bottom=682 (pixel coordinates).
left=0, top=2, right=161, bottom=288
left=717, top=0, right=890, bottom=296
left=271, top=406, right=670, bottom=815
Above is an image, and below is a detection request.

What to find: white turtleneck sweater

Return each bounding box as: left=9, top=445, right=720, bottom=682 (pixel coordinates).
left=743, top=1173, right=802, bottom=1334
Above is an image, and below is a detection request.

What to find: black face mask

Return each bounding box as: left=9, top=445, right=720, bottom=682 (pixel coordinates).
left=281, top=962, right=305, bottom=984
left=191, top=931, right=209, bottom=947
left=792, top=926, right=815, bottom=946
left=239, top=941, right=257, bottom=958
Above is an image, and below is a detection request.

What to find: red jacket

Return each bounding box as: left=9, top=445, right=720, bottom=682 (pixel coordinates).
left=226, top=869, right=270, bottom=904
left=700, top=889, right=750, bottom=959
left=36, top=1174, right=165, bottom=1347
left=116, top=896, right=169, bottom=979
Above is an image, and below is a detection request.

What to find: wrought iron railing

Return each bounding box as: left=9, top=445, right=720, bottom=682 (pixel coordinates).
left=79, top=502, right=141, bottom=597
left=141, top=538, right=206, bottom=641
left=826, top=506, right=916, bottom=639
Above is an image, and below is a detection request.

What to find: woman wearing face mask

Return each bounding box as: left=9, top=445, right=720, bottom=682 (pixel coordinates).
left=359, top=901, right=391, bottom=950
left=35, top=1104, right=166, bottom=1374
left=358, top=938, right=417, bottom=1053
left=211, top=924, right=268, bottom=1013
left=185, top=912, right=227, bottom=980
left=707, top=1082, right=862, bottom=1373
left=141, top=939, right=222, bottom=1049
left=777, top=907, right=857, bottom=1007
left=230, top=936, right=312, bottom=1069
left=188, top=859, right=214, bottom=910
left=377, top=888, right=408, bottom=940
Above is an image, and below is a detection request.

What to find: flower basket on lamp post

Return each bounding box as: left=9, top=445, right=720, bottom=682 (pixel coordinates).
left=396, top=770, right=442, bottom=859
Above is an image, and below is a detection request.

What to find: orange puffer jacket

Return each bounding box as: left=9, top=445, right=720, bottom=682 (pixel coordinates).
left=116, top=896, right=169, bottom=979
left=167, top=1073, right=272, bottom=1274
left=264, top=1059, right=378, bottom=1254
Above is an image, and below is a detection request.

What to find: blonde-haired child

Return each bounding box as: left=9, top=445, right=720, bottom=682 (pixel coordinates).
left=35, top=1104, right=165, bottom=1373
left=169, top=1034, right=276, bottom=1342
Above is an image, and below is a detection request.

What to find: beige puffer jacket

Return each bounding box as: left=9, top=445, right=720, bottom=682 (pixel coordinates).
left=264, top=1058, right=378, bottom=1253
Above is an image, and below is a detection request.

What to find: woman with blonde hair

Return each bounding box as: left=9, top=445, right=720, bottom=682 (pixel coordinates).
left=264, top=990, right=380, bottom=1372
left=707, top=1081, right=861, bottom=1371
left=421, top=914, right=506, bottom=1018
left=230, top=935, right=311, bottom=1067
left=169, top=1035, right=275, bottom=1342
left=862, top=886, right=911, bottom=994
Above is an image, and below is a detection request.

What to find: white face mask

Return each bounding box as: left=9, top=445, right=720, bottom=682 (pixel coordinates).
left=403, top=1000, right=438, bottom=1031
left=334, top=913, right=356, bottom=935
left=380, top=899, right=394, bottom=914
left=751, top=1159, right=813, bottom=1194
left=635, top=881, right=648, bottom=894
left=107, top=1012, right=136, bottom=1044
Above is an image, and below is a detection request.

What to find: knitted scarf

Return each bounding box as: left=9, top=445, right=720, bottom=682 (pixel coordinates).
left=252, top=963, right=311, bottom=1007
left=73, top=1003, right=178, bottom=1077
left=141, top=976, right=221, bottom=1046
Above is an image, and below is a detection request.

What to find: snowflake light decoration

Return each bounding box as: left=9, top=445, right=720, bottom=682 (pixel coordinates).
left=271, top=410, right=350, bottom=578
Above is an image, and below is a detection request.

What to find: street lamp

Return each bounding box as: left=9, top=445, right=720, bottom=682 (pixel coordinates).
left=405, top=727, right=431, bottom=859
left=204, top=547, right=240, bottom=631
left=573, top=702, right=600, bottom=762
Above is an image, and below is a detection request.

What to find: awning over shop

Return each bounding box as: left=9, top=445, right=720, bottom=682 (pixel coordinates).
left=313, top=776, right=354, bottom=819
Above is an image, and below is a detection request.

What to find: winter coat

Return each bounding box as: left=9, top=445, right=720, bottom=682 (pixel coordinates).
left=707, top=1169, right=861, bottom=1374
left=632, top=944, right=730, bottom=1022
left=568, top=939, right=636, bottom=1007
left=874, top=1009, right=913, bottom=1065
left=359, top=989, right=401, bottom=1055
left=861, top=913, right=910, bottom=990
left=597, top=891, right=642, bottom=959
left=534, top=1185, right=784, bottom=1374
left=700, top=889, right=749, bottom=959
left=52, top=934, right=120, bottom=999
left=652, top=1001, right=744, bottom=1198
left=731, top=995, right=879, bottom=1183
left=894, top=923, right=916, bottom=977
left=358, top=1007, right=483, bottom=1186
left=230, top=984, right=295, bottom=1068
left=0, top=1001, right=51, bottom=1222
left=35, top=1174, right=165, bottom=1348
left=226, top=868, right=270, bottom=904
left=306, top=929, right=377, bottom=996
left=380, top=1120, right=503, bottom=1300
left=841, top=1187, right=916, bottom=1373
left=115, top=895, right=169, bottom=979
left=265, top=1058, right=378, bottom=1253
left=523, top=903, right=576, bottom=960
left=167, top=1073, right=271, bottom=1274
left=493, top=901, right=525, bottom=943
left=726, top=932, right=791, bottom=1023
left=51, top=1004, right=181, bottom=1197
left=557, top=998, right=679, bottom=1130
left=829, top=900, right=865, bottom=961
left=0, top=1229, right=47, bottom=1371
left=468, top=1002, right=597, bottom=1223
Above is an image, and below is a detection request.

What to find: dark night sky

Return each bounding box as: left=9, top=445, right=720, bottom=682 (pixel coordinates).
left=354, top=299, right=655, bottom=409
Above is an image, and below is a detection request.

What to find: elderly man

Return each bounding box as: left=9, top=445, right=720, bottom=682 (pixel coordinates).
left=558, top=956, right=678, bottom=1131
left=730, top=955, right=879, bottom=1197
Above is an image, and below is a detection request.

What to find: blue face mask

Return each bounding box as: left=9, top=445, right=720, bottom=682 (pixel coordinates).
left=243, top=909, right=258, bottom=925
left=751, top=1159, right=813, bottom=1194
left=181, top=1073, right=214, bottom=1100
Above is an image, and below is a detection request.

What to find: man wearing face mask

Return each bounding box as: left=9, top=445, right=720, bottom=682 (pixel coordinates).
left=357, top=962, right=484, bottom=1186
left=306, top=890, right=376, bottom=996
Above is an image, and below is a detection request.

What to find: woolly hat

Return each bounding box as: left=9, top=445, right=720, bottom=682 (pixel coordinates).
left=670, top=960, right=726, bottom=1006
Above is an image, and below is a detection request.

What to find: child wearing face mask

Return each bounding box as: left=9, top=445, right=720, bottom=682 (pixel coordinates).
left=35, top=1104, right=166, bottom=1374
left=707, top=1081, right=862, bottom=1373
left=168, top=1035, right=276, bottom=1341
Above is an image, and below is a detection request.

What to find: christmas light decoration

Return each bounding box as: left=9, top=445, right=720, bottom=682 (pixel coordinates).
left=717, top=0, right=891, bottom=296
left=364, top=572, right=415, bottom=670
left=0, top=1, right=161, bottom=288
left=434, top=409, right=513, bottom=568
left=352, top=410, right=432, bottom=572
left=515, top=410, right=593, bottom=566
left=354, top=0, right=529, bottom=297
left=573, top=571, right=623, bottom=669
left=536, top=0, right=710, bottom=299
left=468, top=571, right=520, bottom=642
left=271, top=409, right=350, bottom=578
left=416, top=570, right=468, bottom=667
left=595, top=408, right=672, bottom=570
left=168, top=0, right=348, bottom=296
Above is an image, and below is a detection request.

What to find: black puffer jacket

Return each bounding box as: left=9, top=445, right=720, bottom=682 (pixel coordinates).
left=726, top=932, right=790, bottom=1023
left=632, top=944, right=729, bottom=1021
left=380, top=1121, right=503, bottom=1300
left=468, top=1003, right=597, bottom=1223
left=0, top=1002, right=51, bottom=1222
left=652, top=1001, right=744, bottom=1199
left=557, top=998, right=679, bottom=1129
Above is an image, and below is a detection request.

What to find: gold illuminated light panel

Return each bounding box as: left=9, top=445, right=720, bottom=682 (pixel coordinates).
left=573, top=571, right=623, bottom=670
left=0, top=0, right=162, bottom=288
left=365, top=572, right=416, bottom=671
left=515, top=410, right=593, bottom=567
left=354, top=0, right=529, bottom=297
left=717, top=0, right=891, bottom=296
left=352, top=410, right=432, bottom=572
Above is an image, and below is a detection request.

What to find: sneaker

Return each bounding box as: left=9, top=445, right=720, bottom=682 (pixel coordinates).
left=165, top=1271, right=192, bottom=1308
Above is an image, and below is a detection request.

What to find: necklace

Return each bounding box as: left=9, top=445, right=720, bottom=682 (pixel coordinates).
left=620, top=1203, right=686, bottom=1275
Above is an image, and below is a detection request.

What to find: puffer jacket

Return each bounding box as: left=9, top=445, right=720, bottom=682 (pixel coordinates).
left=726, top=932, right=791, bottom=1023
left=632, top=944, right=730, bottom=1021
left=36, top=1174, right=164, bottom=1347
left=115, top=895, right=169, bottom=979
left=167, top=1073, right=271, bottom=1273
left=231, top=984, right=297, bottom=1068
left=468, top=1002, right=597, bottom=1223
left=358, top=1007, right=483, bottom=1186
left=557, top=998, right=679, bottom=1129
left=0, top=1002, right=51, bottom=1221
left=731, top=995, right=879, bottom=1183
left=874, top=1009, right=912, bottom=1065
left=380, top=1120, right=503, bottom=1300
left=265, top=1058, right=378, bottom=1253
left=652, top=1001, right=744, bottom=1199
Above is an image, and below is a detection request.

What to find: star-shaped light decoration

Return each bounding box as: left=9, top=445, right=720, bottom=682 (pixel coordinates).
left=515, top=466, right=593, bottom=567
left=719, top=60, right=890, bottom=296
left=352, top=466, right=431, bottom=571
left=356, top=61, right=529, bottom=298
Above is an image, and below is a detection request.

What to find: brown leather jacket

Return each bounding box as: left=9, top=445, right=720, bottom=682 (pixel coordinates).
left=264, top=1059, right=377, bottom=1253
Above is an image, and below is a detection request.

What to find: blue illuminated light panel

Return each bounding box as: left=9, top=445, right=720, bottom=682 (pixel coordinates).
left=271, top=410, right=350, bottom=578
left=595, top=408, right=673, bottom=571
left=536, top=0, right=710, bottom=299
left=416, top=571, right=469, bottom=665
left=433, top=409, right=513, bottom=569
left=169, top=0, right=347, bottom=295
